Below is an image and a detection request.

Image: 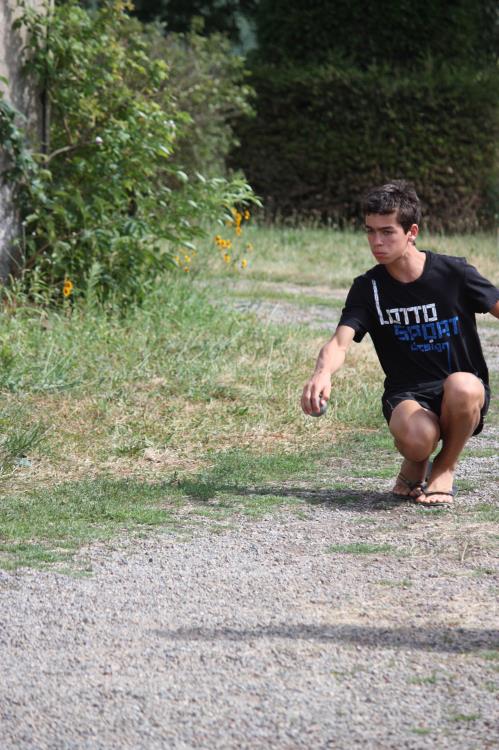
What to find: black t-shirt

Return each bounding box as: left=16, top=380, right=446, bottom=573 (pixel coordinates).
left=338, top=250, right=499, bottom=393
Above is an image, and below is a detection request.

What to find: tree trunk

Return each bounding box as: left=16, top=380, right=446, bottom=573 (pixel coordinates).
left=0, top=0, right=47, bottom=283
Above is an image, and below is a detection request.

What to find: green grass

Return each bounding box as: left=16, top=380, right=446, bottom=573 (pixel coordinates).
left=471, top=567, right=496, bottom=577
left=467, top=503, right=499, bottom=523
left=450, top=714, right=480, bottom=723
left=487, top=372, right=499, bottom=425
left=211, top=225, right=499, bottom=288
left=0, top=225, right=496, bottom=568
left=0, top=544, right=72, bottom=570
left=409, top=672, right=438, bottom=685
left=202, top=447, right=320, bottom=485
left=0, top=479, right=181, bottom=568
left=326, top=543, right=397, bottom=555
left=479, top=650, right=499, bottom=661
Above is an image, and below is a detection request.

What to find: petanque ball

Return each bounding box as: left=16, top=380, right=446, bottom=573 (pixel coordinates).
left=311, top=400, right=328, bottom=417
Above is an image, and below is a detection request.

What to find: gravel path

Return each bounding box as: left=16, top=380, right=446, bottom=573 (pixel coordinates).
left=1, top=283, right=498, bottom=750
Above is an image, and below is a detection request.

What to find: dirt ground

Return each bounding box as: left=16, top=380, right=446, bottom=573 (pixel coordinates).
left=0, top=280, right=497, bottom=750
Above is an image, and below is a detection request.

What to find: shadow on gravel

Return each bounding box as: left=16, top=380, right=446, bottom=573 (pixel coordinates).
left=180, top=481, right=412, bottom=513
left=153, top=624, right=499, bottom=653
left=237, top=486, right=409, bottom=512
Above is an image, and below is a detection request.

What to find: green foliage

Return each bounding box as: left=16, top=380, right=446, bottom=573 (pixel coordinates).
left=254, top=0, right=499, bottom=68
left=142, top=20, right=255, bottom=176
left=232, top=0, right=499, bottom=230
left=130, top=0, right=258, bottom=43
left=233, top=62, right=499, bottom=231
left=10, top=0, right=257, bottom=301
left=0, top=90, right=38, bottom=221
left=0, top=408, right=46, bottom=476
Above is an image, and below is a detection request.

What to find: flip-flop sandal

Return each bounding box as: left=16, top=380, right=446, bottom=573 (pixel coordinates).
left=414, top=489, right=456, bottom=508
left=392, top=473, right=425, bottom=500
left=392, top=461, right=433, bottom=500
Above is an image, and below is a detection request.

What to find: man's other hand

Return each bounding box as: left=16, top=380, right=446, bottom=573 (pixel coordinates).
left=301, top=373, right=332, bottom=416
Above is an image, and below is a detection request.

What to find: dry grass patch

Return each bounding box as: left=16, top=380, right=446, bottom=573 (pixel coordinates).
left=1, top=227, right=496, bottom=568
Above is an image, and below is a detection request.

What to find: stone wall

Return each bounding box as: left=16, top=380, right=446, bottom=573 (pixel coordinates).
left=0, top=0, right=46, bottom=282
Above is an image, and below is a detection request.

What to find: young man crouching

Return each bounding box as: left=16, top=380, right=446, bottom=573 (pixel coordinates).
left=301, top=181, right=499, bottom=506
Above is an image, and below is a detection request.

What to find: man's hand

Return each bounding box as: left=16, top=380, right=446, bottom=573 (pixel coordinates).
left=301, top=371, right=332, bottom=416
left=300, top=325, right=356, bottom=416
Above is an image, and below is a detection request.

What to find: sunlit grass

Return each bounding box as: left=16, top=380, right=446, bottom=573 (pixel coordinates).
left=202, top=224, right=499, bottom=288
left=0, top=225, right=496, bottom=568
left=326, top=542, right=398, bottom=555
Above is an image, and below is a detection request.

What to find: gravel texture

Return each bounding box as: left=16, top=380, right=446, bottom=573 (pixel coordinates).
left=1, top=286, right=498, bottom=750
left=1, top=503, right=498, bottom=750
left=231, top=297, right=341, bottom=330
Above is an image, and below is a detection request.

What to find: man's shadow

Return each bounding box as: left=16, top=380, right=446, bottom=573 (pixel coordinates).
left=176, top=478, right=412, bottom=513
left=152, top=622, right=499, bottom=654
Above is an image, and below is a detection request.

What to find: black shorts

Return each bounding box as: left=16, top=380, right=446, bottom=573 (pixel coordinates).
left=382, top=379, right=491, bottom=437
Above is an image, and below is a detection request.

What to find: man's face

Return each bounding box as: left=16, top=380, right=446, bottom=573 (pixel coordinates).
left=364, top=212, right=417, bottom=265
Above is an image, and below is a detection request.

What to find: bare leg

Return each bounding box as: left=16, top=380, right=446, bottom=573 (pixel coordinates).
left=414, top=373, right=485, bottom=506
left=389, top=400, right=440, bottom=497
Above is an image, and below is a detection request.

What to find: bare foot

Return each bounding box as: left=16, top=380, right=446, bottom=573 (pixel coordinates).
left=413, top=462, right=455, bottom=506
left=392, top=458, right=430, bottom=498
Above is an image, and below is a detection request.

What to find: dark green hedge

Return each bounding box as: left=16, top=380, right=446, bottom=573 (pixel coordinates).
left=231, top=63, right=499, bottom=231
left=253, top=0, right=498, bottom=69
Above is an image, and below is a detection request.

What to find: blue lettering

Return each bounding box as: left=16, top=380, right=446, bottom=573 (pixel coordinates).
left=394, top=324, right=410, bottom=341
left=437, top=320, right=450, bottom=337
left=422, top=323, right=437, bottom=340
left=397, top=317, right=460, bottom=344
left=410, top=341, right=450, bottom=354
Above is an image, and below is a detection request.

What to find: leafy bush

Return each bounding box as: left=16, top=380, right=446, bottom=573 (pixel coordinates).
left=131, top=0, right=258, bottom=44
left=253, top=0, right=499, bottom=68
left=232, top=61, right=499, bottom=231
left=11, top=0, right=257, bottom=301
left=143, top=19, right=255, bottom=177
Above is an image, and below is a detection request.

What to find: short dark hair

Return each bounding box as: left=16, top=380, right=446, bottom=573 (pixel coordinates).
left=362, top=180, right=421, bottom=232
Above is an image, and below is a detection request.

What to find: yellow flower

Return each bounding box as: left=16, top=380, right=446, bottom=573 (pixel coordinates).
left=184, top=266, right=190, bottom=273
left=223, top=253, right=231, bottom=264
left=174, top=255, right=181, bottom=264
left=226, top=240, right=232, bottom=249
left=244, top=210, right=251, bottom=220
left=241, top=259, right=248, bottom=269
left=63, top=279, right=73, bottom=298
left=235, top=226, right=242, bottom=236
left=183, top=254, right=191, bottom=263
left=246, top=242, right=254, bottom=252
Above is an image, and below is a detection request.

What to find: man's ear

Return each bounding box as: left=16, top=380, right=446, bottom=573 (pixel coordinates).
left=408, top=223, right=419, bottom=244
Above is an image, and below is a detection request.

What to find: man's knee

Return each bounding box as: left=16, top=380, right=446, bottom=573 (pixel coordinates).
left=393, top=429, right=438, bottom=461
left=443, top=373, right=485, bottom=411
left=389, top=402, right=439, bottom=460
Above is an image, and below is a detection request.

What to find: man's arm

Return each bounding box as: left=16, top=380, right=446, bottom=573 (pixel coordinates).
left=490, top=299, right=499, bottom=319
left=301, top=325, right=356, bottom=415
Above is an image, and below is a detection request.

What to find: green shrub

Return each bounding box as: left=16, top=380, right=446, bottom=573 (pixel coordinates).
left=232, top=61, right=499, bottom=231
left=11, top=0, right=257, bottom=301
left=143, top=20, right=255, bottom=177
left=253, top=0, right=498, bottom=68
